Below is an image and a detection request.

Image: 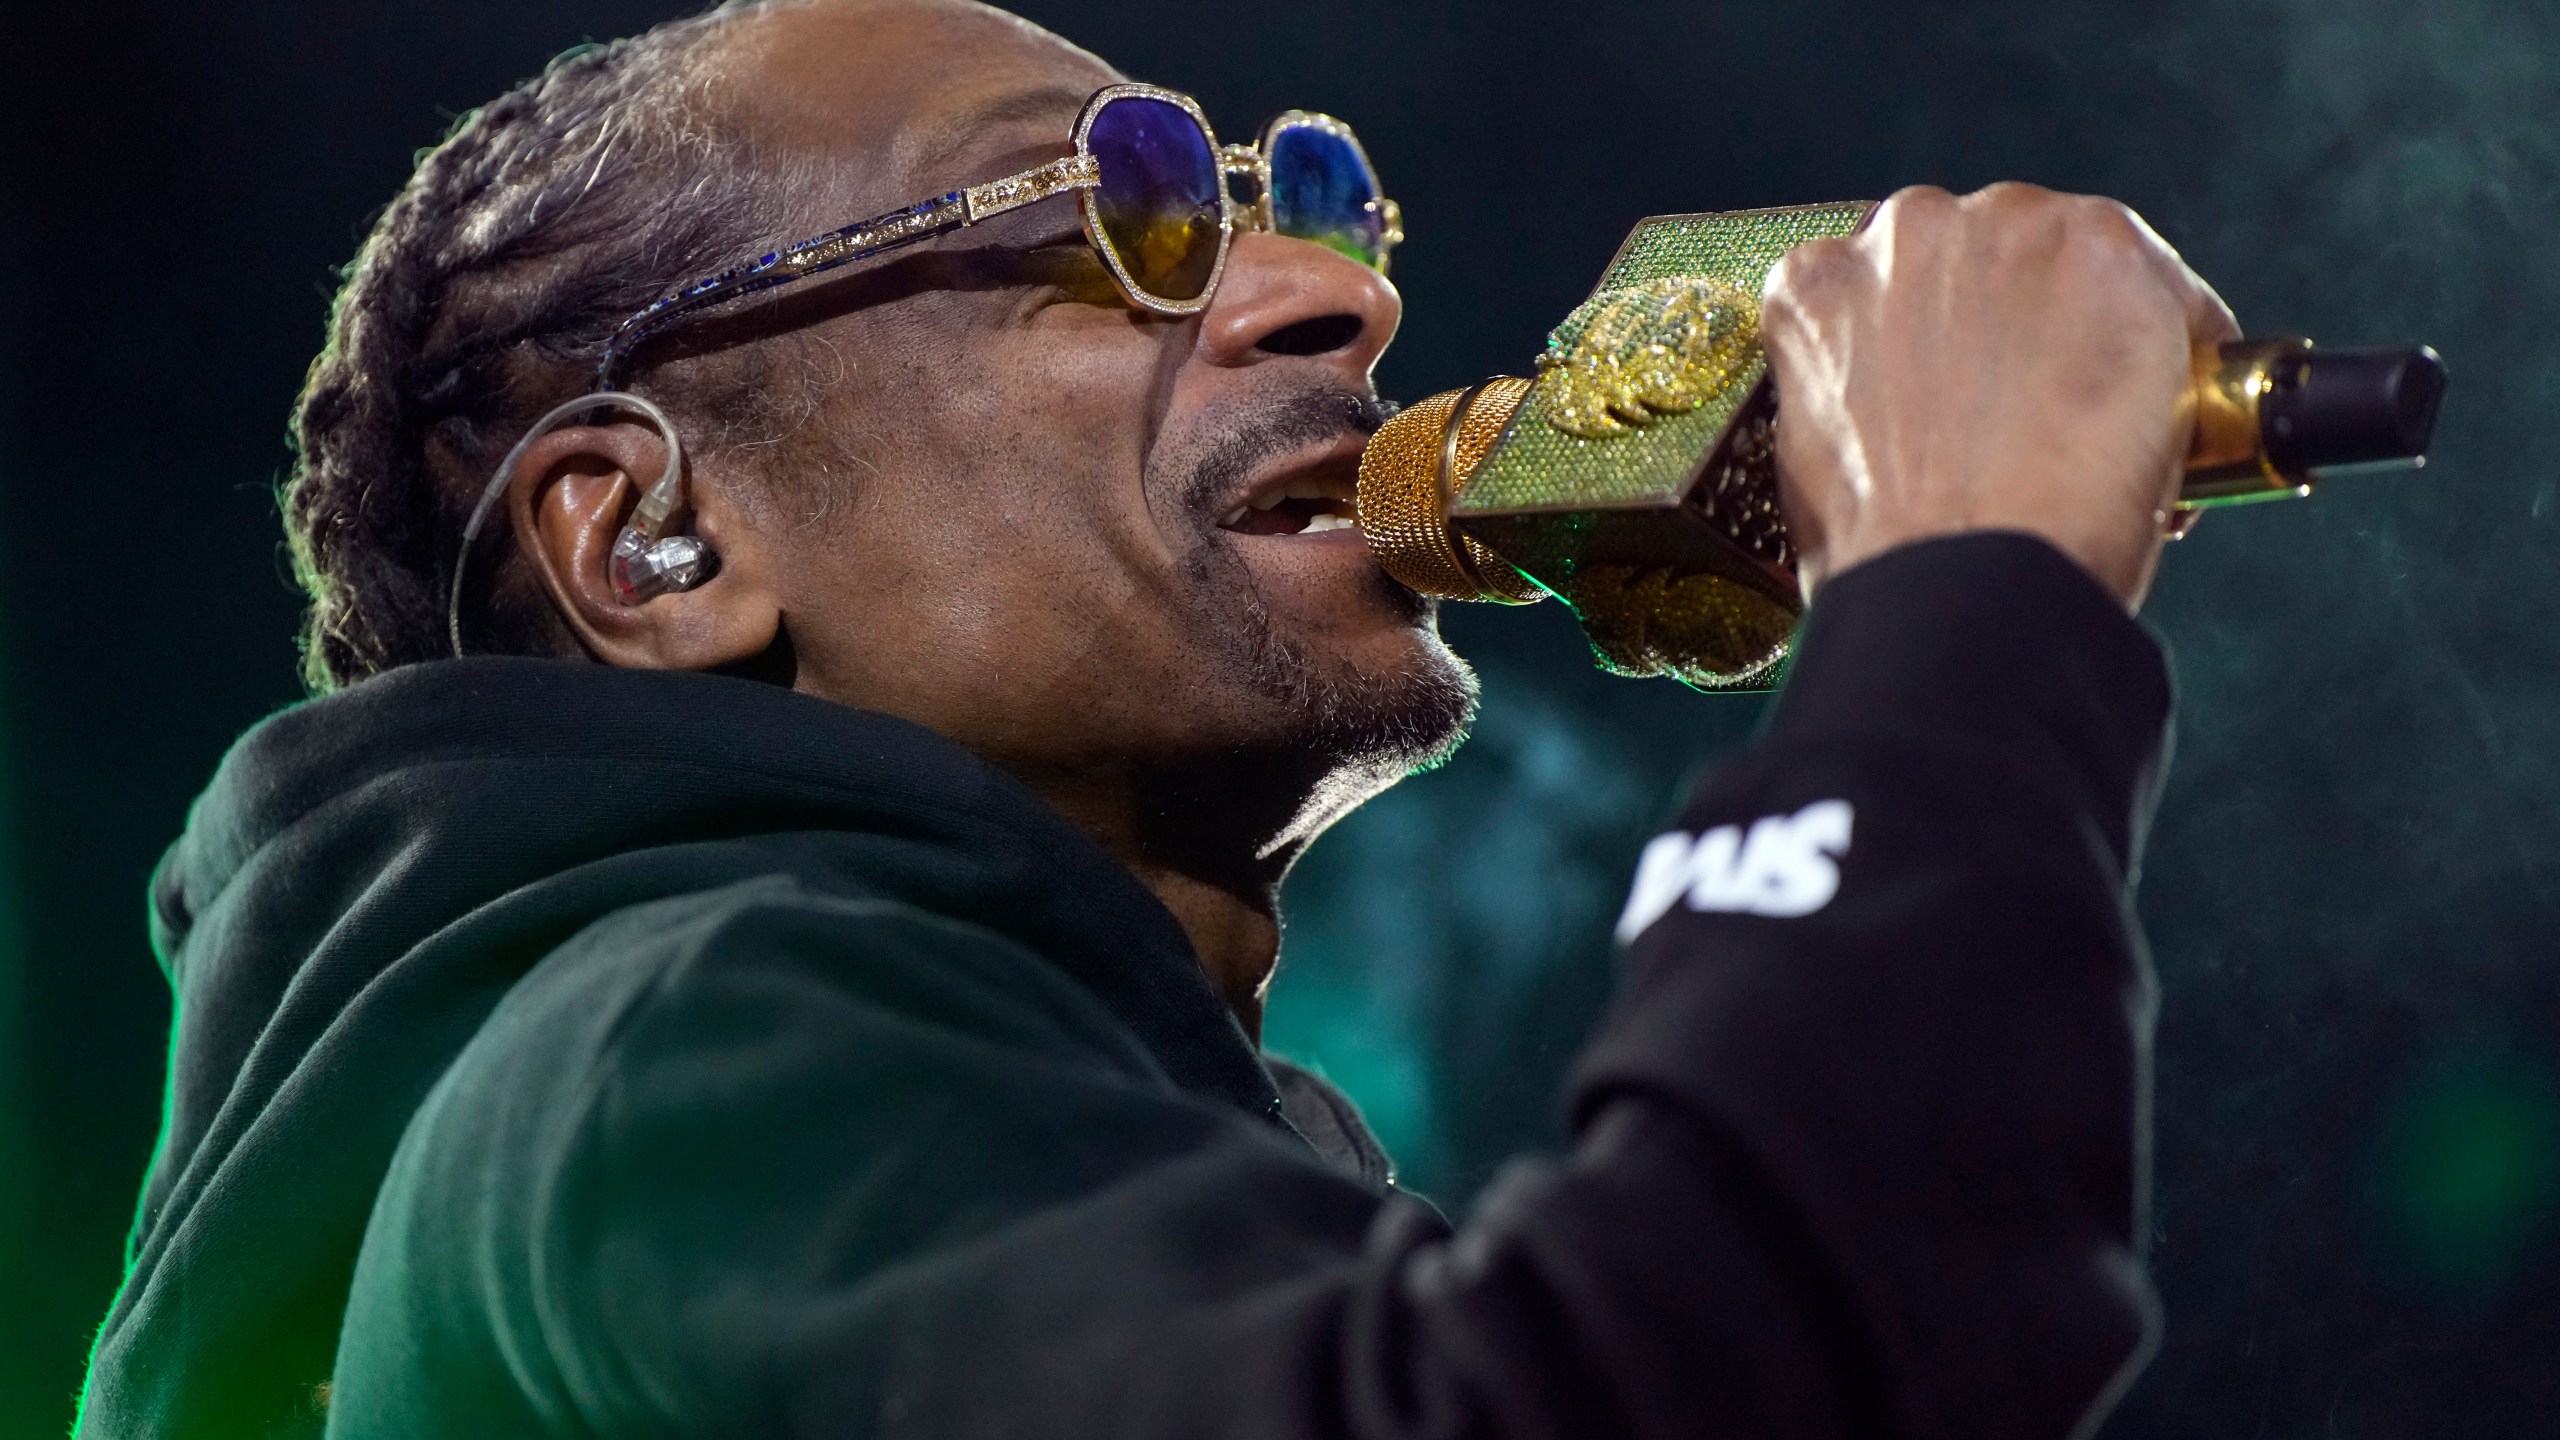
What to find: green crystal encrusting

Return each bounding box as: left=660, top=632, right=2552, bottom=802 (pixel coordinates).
left=1454, top=202, right=1873, bottom=518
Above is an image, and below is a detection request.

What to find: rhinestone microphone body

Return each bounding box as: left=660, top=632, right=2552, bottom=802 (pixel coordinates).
left=1358, top=204, right=2446, bottom=690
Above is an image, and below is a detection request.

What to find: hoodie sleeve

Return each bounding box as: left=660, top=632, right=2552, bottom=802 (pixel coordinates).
left=326, top=532, right=2168, bottom=1440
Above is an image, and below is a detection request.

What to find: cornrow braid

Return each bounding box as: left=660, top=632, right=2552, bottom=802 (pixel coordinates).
left=284, top=1, right=810, bottom=693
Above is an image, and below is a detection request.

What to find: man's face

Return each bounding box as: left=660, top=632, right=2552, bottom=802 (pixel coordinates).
left=692, top=0, right=1474, bottom=841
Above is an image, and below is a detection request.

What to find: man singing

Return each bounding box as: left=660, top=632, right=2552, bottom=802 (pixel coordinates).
left=79, top=0, right=2231, bottom=1435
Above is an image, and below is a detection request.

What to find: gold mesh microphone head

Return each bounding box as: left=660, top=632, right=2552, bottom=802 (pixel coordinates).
left=1356, top=377, right=1543, bottom=604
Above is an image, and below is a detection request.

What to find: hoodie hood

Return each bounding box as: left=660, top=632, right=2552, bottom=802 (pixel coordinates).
left=81, top=657, right=1279, bottom=1436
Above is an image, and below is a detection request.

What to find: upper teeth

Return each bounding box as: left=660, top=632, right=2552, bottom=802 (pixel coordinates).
left=1217, top=479, right=1355, bottom=530
left=1258, top=478, right=1349, bottom=509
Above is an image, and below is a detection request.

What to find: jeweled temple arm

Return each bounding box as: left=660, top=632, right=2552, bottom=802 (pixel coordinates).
left=595, top=153, right=1100, bottom=389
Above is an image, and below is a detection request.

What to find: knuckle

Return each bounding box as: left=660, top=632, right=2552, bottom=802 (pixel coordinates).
left=1762, top=238, right=1849, bottom=308
left=1967, top=189, right=2169, bottom=279
left=1883, top=183, right=1958, bottom=210
left=1966, top=179, right=2059, bottom=212
left=1872, top=184, right=1956, bottom=236
left=1957, top=183, right=2074, bottom=255
left=2073, top=196, right=2151, bottom=249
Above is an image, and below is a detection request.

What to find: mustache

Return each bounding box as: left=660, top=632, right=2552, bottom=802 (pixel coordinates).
left=1173, top=386, right=1396, bottom=518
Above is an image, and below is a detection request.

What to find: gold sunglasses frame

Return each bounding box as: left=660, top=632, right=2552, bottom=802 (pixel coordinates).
left=1070, top=83, right=1230, bottom=317
left=1072, top=87, right=1406, bottom=315
left=1232, top=109, right=1405, bottom=272
left=594, top=82, right=1399, bottom=386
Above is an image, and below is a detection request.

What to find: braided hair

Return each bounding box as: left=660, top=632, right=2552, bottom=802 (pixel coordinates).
left=284, top=2, right=809, bottom=693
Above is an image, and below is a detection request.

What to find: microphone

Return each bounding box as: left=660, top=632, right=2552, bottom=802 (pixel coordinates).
left=1358, top=203, right=2447, bottom=689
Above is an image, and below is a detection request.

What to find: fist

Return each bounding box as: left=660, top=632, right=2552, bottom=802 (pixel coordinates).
left=1760, top=183, right=2239, bottom=609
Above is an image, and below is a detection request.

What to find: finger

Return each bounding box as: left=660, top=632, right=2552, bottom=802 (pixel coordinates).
left=1759, top=234, right=1859, bottom=334
left=2117, top=204, right=2241, bottom=344
left=1870, top=183, right=1962, bottom=237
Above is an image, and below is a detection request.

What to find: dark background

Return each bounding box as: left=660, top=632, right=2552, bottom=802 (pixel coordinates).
left=4, top=0, right=2556, bottom=1434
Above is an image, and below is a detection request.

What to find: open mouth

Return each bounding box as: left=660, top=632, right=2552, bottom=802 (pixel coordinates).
left=1214, top=455, right=1360, bottom=537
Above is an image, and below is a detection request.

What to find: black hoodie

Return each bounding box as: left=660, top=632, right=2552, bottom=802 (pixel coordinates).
left=79, top=533, right=2171, bottom=1440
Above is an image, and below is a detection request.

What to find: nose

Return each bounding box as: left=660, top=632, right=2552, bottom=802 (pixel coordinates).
left=1194, top=230, right=1401, bottom=379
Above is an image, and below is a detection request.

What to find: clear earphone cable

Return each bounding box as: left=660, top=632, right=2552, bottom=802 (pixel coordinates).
left=448, top=391, right=687, bottom=658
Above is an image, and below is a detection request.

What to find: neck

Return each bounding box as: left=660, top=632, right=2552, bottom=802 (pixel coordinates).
left=1115, top=858, right=1282, bottom=1042
left=1021, top=755, right=1352, bottom=1046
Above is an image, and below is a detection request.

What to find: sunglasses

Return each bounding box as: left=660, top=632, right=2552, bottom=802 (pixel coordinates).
left=595, top=82, right=1402, bottom=389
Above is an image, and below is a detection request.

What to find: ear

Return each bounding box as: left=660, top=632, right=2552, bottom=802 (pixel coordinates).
left=503, top=421, right=784, bottom=670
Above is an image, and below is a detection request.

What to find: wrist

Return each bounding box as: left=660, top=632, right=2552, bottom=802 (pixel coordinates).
left=1802, top=502, right=2165, bottom=613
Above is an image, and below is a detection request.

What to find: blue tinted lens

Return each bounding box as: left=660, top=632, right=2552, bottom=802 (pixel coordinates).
left=1086, top=97, right=1224, bottom=302
left=1267, top=123, right=1388, bottom=270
